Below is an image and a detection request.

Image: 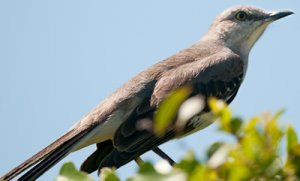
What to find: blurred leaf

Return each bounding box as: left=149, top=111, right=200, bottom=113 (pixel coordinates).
left=100, top=168, right=120, bottom=181
left=208, top=97, right=244, bottom=136
left=230, top=118, right=243, bottom=135
left=154, top=86, right=192, bottom=135
left=54, top=162, right=94, bottom=181
left=207, top=144, right=230, bottom=169
left=206, top=142, right=225, bottom=159
left=273, top=109, right=285, bottom=121
left=138, top=162, right=156, bottom=174
left=175, top=151, right=199, bottom=174
left=127, top=162, right=186, bottom=181
left=265, top=115, right=284, bottom=147
left=208, top=97, right=225, bottom=114
left=284, top=126, right=300, bottom=178
left=287, top=126, right=298, bottom=155
left=208, top=98, right=230, bottom=125
left=244, top=116, right=260, bottom=133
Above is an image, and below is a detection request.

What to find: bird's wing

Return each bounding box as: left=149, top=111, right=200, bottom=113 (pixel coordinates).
left=151, top=53, right=244, bottom=106
left=98, top=53, right=244, bottom=170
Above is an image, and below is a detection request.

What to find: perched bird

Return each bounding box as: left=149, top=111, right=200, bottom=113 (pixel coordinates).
left=1, top=5, right=293, bottom=181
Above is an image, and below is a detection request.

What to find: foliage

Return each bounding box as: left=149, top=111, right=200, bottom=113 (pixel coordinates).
left=154, top=86, right=193, bottom=135
left=55, top=95, right=300, bottom=181
left=54, top=162, right=94, bottom=181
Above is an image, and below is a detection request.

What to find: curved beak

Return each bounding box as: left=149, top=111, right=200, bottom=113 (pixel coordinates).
left=266, top=10, right=294, bottom=22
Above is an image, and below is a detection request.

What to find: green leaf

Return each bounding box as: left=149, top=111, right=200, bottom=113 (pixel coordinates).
left=206, top=142, right=225, bottom=159
left=287, top=126, right=298, bottom=154
left=208, top=97, right=227, bottom=115
left=176, top=151, right=199, bottom=174
left=54, top=162, right=94, bottom=181
left=100, top=168, right=120, bottom=181
left=229, top=118, right=243, bottom=135
left=127, top=162, right=167, bottom=181
left=208, top=98, right=232, bottom=132
left=154, top=86, right=192, bottom=135
left=138, top=162, right=157, bottom=174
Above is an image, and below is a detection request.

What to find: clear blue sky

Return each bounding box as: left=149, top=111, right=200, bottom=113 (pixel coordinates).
left=0, top=1, right=299, bottom=180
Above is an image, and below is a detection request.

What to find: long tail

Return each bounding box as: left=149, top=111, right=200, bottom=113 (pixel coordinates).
left=1, top=128, right=89, bottom=181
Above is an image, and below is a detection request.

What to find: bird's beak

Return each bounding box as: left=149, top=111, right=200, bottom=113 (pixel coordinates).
left=265, top=10, right=294, bottom=22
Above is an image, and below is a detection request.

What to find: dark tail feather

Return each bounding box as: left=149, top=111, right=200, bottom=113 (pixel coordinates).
left=1, top=129, right=87, bottom=181
left=80, top=140, right=114, bottom=173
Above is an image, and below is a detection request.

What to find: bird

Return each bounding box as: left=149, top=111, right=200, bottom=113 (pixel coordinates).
left=1, top=5, right=293, bottom=181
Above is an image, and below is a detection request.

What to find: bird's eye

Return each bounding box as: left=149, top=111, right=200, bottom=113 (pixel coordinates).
left=235, top=11, right=248, bottom=21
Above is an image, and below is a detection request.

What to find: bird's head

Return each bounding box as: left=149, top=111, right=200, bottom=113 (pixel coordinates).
left=203, top=6, right=293, bottom=57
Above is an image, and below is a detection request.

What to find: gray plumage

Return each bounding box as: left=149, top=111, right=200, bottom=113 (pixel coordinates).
left=1, top=5, right=293, bottom=181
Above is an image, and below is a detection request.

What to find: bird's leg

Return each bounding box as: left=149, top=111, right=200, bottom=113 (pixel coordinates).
left=152, top=147, right=176, bottom=166
left=134, top=157, right=144, bottom=167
